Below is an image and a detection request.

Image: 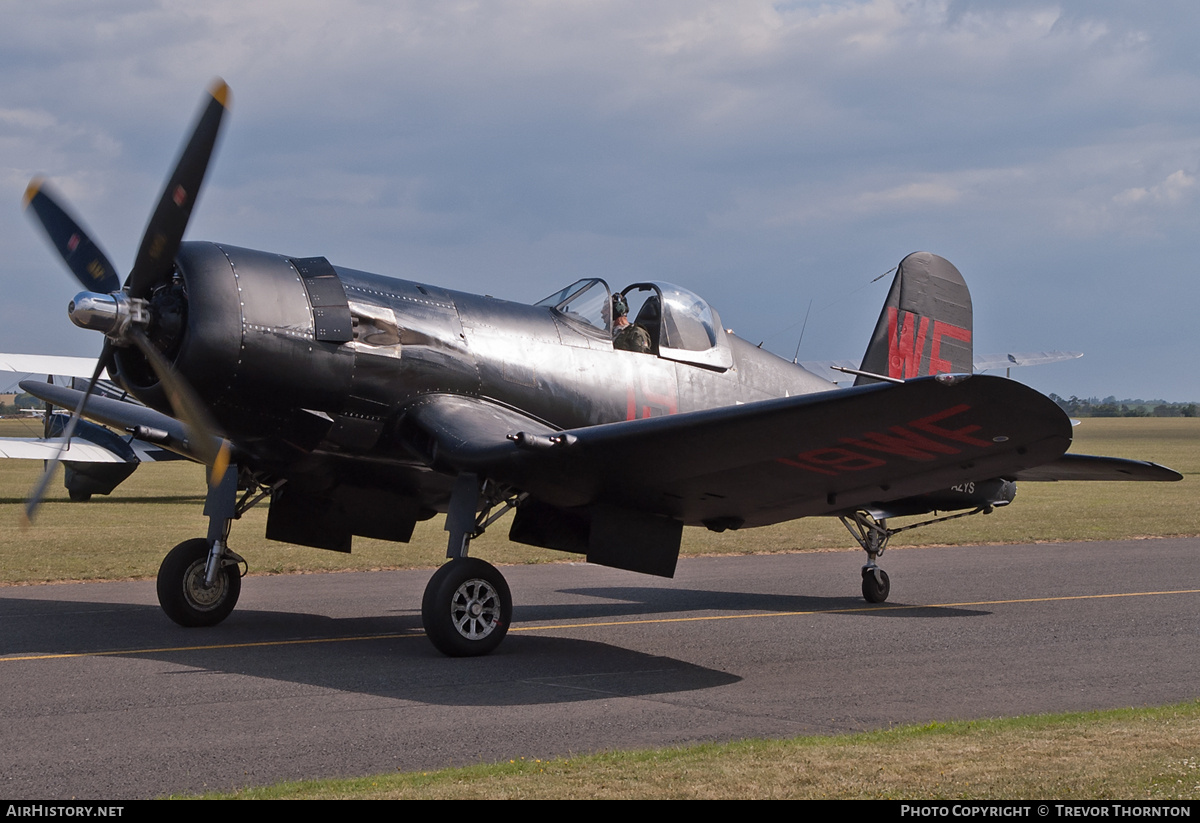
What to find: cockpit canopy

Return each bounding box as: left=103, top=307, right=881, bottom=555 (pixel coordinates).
left=535, top=278, right=732, bottom=370
left=535, top=278, right=613, bottom=333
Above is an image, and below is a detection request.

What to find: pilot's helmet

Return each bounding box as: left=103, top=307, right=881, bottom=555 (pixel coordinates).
left=612, top=294, right=629, bottom=318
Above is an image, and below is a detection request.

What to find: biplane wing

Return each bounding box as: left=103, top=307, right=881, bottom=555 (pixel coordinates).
left=6, top=380, right=188, bottom=502
left=0, top=435, right=176, bottom=464
left=0, top=352, right=105, bottom=380
left=20, top=380, right=194, bottom=462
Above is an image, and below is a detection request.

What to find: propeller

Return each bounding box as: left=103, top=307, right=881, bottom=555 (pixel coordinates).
left=127, top=79, right=229, bottom=300
left=22, top=342, right=113, bottom=525
left=127, top=328, right=230, bottom=484
left=22, top=79, right=232, bottom=524
left=23, top=178, right=121, bottom=294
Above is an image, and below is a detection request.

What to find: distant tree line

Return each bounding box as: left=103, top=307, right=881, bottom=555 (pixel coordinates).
left=0, top=393, right=45, bottom=417
left=1048, top=394, right=1198, bottom=418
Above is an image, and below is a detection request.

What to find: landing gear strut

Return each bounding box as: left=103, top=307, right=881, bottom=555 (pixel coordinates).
left=841, top=511, right=892, bottom=604
left=421, top=475, right=522, bottom=656
left=840, top=505, right=994, bottom=604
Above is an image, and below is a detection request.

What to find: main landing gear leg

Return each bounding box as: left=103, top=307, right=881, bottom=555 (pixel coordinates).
left=421, top=474, right=518, bottom=657
left=156, top=465, right=247, bottom=627
left=840, top=511, right=892, bottom=604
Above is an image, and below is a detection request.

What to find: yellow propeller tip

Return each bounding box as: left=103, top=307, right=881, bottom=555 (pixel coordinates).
left=209, top=442, right=231, bottom=487
left=208, top=78, right=231, bottom=109
left=22, top=177, right=44, bottom=209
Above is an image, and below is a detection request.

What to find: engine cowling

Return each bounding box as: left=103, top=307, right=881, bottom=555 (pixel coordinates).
left=111, top=241, right=355, bottom=450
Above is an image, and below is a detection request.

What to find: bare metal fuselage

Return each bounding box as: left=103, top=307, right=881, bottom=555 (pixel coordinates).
left=114, top=242, right=833, bottom=507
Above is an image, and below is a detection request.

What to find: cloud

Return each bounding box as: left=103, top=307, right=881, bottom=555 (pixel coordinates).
left=2, top=1, right=1199, bottom=398
left=1114, top=169, right=1196, bottom=206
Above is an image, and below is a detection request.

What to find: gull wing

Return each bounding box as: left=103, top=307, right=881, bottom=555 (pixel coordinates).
left=406, top=374, right=1087, bottom=529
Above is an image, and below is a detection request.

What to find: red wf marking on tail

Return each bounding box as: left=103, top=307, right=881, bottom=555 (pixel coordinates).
left=887, top=308, right=971, bottom=379
left=777, top=404, right=992, bottom=476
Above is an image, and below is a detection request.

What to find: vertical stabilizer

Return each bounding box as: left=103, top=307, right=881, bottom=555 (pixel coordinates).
left=855, top=252, right=973, bottom=385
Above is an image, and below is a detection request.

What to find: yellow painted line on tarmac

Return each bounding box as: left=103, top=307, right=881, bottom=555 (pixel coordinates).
left=0, top=632, right=420, bottom=662
left=510, top=588, right=1200, bottom=633
left=3, top=588, right=1198, bottom=662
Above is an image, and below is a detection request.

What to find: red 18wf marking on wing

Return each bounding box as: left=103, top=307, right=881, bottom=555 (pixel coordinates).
left=777, top=403, right=993, bottom=476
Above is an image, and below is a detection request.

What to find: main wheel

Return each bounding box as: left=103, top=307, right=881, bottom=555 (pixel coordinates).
left=861, top=567, right=890, bottom=603
left=157, top=538, right=241, bottom=627
left=421, top=558, right=512, bottom=657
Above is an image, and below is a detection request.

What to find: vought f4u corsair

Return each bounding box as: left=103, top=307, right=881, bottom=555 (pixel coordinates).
left=21, top=81, right=1181, bottom=656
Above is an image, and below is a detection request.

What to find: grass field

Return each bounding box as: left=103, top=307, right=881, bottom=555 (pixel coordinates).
left=1, top=417, right=1196, bottom=584
left=196, top=702, right=1200, bottom=799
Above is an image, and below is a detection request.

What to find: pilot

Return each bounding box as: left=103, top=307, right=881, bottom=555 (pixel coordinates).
left=612, top=294, right=652, bottom=354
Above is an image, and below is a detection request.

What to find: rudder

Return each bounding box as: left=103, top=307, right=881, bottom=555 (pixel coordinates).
left=855, top=252, right=973, bottom=385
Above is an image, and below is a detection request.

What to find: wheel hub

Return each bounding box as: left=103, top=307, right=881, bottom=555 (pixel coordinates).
left=451, top=578, right=499, bottom=640
left=183, top=559, right=227, bottom=610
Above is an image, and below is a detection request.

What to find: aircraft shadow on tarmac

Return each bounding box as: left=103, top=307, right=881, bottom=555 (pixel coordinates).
left=0, top=595, right=742, bottom=707
left=0, top=580, right=993, bottom=707
left=0, top=580, right=991, bottom=657
left=533, top=585, right=992, bottom=622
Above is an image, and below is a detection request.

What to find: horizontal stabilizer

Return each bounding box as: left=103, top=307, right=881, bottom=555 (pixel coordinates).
left=972, top=351, right=1083, bottom=371
left=805, top=351, right=1084, bottom=384
left=1011, top=453, right=1182, bottom=482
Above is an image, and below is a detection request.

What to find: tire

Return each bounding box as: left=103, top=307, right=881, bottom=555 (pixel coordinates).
left=861, top=567, right=890, bottom=603
left=421, top=558, right=512, bottom=657
left=157, top=538, right=241, bottom=627
left=68, top=489, right=92, bottom=502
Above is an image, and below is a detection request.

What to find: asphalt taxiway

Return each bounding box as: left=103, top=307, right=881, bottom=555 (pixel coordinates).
left=2, top=537, right=1198, bottom=798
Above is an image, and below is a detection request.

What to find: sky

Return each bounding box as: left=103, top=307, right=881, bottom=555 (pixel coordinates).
left=2, top=0, right=1197, bottom=400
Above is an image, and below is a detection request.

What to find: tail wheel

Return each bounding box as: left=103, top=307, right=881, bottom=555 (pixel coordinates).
left=861, top=567, right=890, bottom=604
left=157, top=538, right=241, bottom=627
left=421, top=558, right=511, bottom=657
